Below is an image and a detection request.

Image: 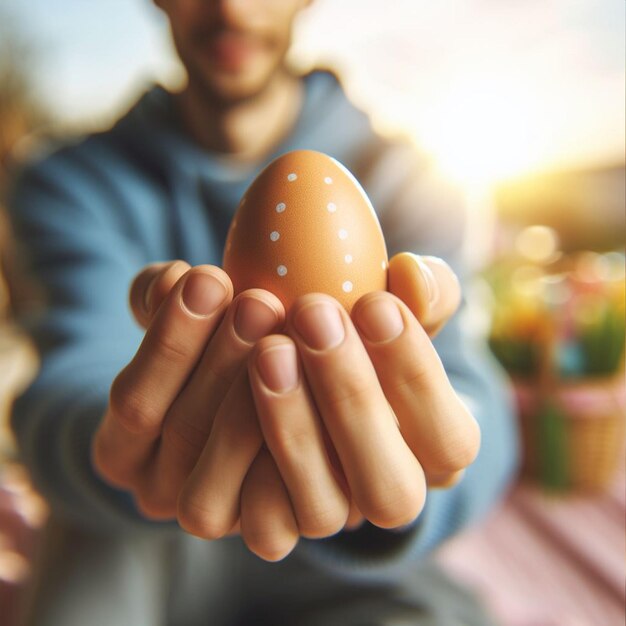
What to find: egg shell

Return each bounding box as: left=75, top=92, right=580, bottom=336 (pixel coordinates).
left=223, top=150, right=388, bottom=312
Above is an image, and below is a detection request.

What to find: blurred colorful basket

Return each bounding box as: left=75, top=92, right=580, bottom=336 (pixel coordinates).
left=487, top=249, right=625, bottom=492
left=514, top=375, right=626, bottom=490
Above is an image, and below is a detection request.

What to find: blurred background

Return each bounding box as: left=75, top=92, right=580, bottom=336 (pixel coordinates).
left=0, top=1, right=624, bottom=625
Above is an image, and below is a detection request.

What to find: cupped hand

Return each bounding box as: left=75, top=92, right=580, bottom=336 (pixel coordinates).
left=91, top=261, right=285, bottom=521
left=178, top=254, right=480, bottom=561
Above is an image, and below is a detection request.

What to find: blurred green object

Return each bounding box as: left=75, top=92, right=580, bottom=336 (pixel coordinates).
left=487, top=249, right=625, bottom=380
left=576, top=298, right=625, bottom=376
left=487, top=247, right=625, bottom=491
left=489, top=338, right=541, bottom=378
left=537, top=402, right=569, bottom=490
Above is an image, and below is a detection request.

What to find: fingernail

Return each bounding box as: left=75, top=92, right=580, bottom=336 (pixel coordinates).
left=294, top=302, right=345, bottom=350
left=256, top=344, right=299, bottom=393
left=181, top=272, right=228, bottom=316
left=415, top=255, right=440, bottom=308
left=355, top=297, right=404, bottom=343
left=234, top=297, right=279, bottom=343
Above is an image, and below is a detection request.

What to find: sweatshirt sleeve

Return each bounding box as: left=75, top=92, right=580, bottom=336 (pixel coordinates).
left=295, top=139, right=521, bottom=581
left=7, top=144, right=172, bottom=532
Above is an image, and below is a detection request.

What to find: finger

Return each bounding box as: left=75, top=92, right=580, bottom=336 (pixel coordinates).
left=148, top=290, right=285, bottom=517
left=177, top=367, right=264, bottom=538
left=93, top=266, right=232, bottom=491
left=318, top=422, right=363, bottom=530
left=286, top=294, right=426, bottom=530
left=162, top=289, right=284, bottom=458
left=388, top=253, right=461, bottom=337
left=129, top=261, right=190, bottom=328
left=240, top=447, right=299, bottom=562
left=344, top=500, right=365, bottom=530
left=248, top=335, right=349, bottom=538
left=351, top=291, right=480, bottom=486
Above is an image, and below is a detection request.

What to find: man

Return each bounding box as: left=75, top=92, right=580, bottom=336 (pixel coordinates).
left=8, top=1, right=519, bottom=624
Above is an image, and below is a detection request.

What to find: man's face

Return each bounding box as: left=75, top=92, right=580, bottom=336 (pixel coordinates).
left=157, top=0, right=309, bottom=104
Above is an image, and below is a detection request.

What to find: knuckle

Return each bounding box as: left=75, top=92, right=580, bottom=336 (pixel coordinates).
left=431, top=421, right=481, bottom=474
left=109, top=373, right=162, bottom=435
left=161, top=414, right=206, bottom=457
left=323, top=375, right=374, bottom=416
left=177, top=495, right=230, bottom=540
left=203, top=362, right=234, bottom=391
left=265, top=421, right=311, bottom=459
left=390, top=352, right=436, bottom=396
left=152, top=331, right=192, bottom=366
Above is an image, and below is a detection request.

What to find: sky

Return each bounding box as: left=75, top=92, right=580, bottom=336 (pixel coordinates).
left=3, top=0, right=625, bottom=184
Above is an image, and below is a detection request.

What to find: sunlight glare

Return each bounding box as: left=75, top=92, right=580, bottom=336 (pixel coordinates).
left=411, top=74, right=542, bottom=186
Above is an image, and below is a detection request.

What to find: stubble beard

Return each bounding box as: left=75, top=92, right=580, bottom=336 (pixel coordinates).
left=183, top=45, right=291, bottom=112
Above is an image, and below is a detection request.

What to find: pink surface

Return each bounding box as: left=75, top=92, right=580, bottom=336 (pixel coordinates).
left=437, top=473, right=626, bottom=626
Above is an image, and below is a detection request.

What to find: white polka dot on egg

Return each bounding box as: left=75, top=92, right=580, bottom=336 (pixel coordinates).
left=342, top=281, right=353, bottom=293
left=344, top=254, right=353, bottom=264
left=338, top=228, right=348, bottom=240
left=275, top=202, right=286, bottom=213
left=382, top=260, right=387, bottom=270
left=287, top=173, right=297, bottom=182
left=277, top=265, right=288, bottom=277
left=324, top=177, right=333, bottom=184
left=327, top=202, right=337, bottom=213
left=270, top=231, right=280, bottom=242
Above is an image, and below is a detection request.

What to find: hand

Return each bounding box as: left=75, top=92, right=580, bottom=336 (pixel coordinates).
left=177, top=254, right=481, bottom=560
left=91, top=261, right=285, bottom=521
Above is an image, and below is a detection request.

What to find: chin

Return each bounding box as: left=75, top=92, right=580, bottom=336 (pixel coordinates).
left=203, top=75, right=270, bottom=104
left=185, top=53, right=286, bottom=106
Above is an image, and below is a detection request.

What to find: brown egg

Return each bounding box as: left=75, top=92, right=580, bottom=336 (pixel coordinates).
left=223, top=150, right=388, bottom=312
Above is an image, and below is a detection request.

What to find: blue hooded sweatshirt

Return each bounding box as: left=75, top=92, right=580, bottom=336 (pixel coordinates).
left=7, top=70, right=519, bottom=581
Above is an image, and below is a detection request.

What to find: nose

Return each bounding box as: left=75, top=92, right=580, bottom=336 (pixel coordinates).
left=216, top=0, right=253, bottom=28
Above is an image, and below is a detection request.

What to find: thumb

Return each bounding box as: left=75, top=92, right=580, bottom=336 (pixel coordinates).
left=387, top=252, right=461, bottom=337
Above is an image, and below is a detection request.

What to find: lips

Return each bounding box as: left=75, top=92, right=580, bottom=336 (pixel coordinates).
left=204, top=31, right=263, bottom=71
